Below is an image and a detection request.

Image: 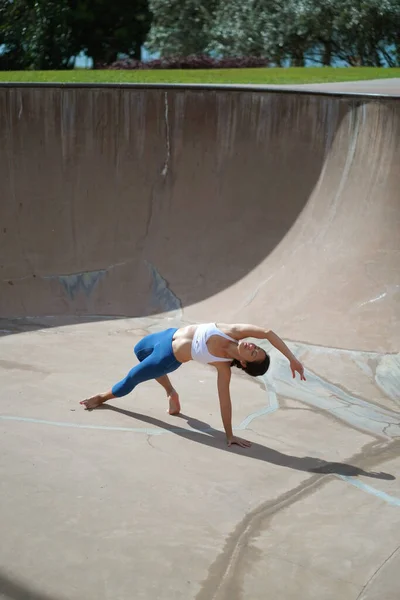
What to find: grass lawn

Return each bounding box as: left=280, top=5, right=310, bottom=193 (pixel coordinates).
left=0, top=67, right=399, bottom=85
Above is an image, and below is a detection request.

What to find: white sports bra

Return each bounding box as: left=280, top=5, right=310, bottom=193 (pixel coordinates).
left=191, top=323, right=236, bottom=364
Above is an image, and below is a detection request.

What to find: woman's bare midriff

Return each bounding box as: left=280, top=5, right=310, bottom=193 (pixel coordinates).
left=171, top=324, right=197, bottom=363
left=171, top=323, right=238, bottom=363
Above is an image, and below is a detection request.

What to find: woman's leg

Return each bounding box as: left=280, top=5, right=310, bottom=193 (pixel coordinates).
left=152, top=328, right=182, bottom=414
left=135, top=333, right=180, bottom=413
left=80, top=328, right=181, bottom=410
left=111, top=346, right=177, bottom=397
left=80, top=352, right=169, bottom=410
left=155, top=375, right=181, bottom=415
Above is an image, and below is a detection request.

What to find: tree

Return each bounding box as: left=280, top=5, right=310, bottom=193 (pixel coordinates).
left=208, top=0, right=314, bottom=66
left=28, top=0, right=75, bottom=69
left=71, top=0, right=152, bottom=66
left=302, top=0, right=400, bottom=67
left=330, top=0, right=400, bottom=67
left=0, top=0, right=31, bottom=69
left=2, top=0, right=398, bottom=70
left=208, top=0, right=267, bottom=58
left=1, top=0, right=152, bottom=69
left=208, top=0, right=400, bottom=67
left=146, top=0, right=217, bottom=56
left=262, top=1, right=315, bottom=67
left=0, top=0, right=76, bottom=69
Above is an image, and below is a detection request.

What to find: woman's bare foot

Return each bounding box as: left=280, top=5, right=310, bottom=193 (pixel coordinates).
left=168, top=390, right=181, bottom=415
left=80, top=394, right=106, bottom=410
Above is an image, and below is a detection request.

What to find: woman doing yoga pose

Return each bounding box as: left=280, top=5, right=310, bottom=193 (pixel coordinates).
left=80, top=323, right=306, bottom=448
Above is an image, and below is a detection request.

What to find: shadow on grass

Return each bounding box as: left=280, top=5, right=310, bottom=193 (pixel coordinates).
left=100, top=405, right=395, bottom=481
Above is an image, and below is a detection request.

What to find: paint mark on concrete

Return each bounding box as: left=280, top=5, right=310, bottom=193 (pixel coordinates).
left=358, top=292, right=387, bottom=308
left=357, top=284, right=400, bottom=309
left=264, top=344, right=400, bottom=440
left=2, top=412, right=398, bottom=508
left=145, top=260, right=182, bottom=319
left=48, top=270, right=106, bottom=300
left=0, top=367, right=276, bottom=436
left=237, top=378, right=279, bottom=430
left=336, top=475, right=400, bottom=507
left=0, top=414, right=208, bottom=436
left=353, top=358, right=374, bottom=378
left=375, top=353, right=400, bottom=404
left=42, top=259, right=134, bottom=301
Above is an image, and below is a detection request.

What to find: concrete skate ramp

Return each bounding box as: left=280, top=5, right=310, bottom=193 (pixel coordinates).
left=1, top=82, right=400, bottom=600
left=1, top=84, right=399, bottom=352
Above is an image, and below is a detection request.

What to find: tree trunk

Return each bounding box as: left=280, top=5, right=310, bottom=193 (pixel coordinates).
left=292, top=51, right=305, bottom=67
left=322, top=42, right=332, bottom=66
left=133, top=41, right=142, bottom=61
left=273, top=51, right=284, bottom=67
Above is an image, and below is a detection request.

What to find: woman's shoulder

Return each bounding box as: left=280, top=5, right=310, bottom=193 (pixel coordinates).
left=215, top=323, right=242, bottom=339
left=216, top=323, right=265, bottom=340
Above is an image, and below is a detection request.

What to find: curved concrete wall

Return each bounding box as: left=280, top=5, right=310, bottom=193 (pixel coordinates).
left=1, top=85, right=399, bottom=351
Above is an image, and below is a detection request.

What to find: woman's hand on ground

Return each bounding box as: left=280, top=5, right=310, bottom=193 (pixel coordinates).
left=290, top=358, right=306, bottom=381
left=227, top=435, right=252, bottom=448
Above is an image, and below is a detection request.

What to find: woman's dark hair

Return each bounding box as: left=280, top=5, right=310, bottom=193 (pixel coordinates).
left=231, top=353, right=270, bottom=377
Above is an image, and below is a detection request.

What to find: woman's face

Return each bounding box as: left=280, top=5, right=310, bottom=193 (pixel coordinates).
left=237, top=340, right=266, bottom=363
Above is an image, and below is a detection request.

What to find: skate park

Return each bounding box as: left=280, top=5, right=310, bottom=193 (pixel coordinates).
left=1, top=79, right=400, bottom=599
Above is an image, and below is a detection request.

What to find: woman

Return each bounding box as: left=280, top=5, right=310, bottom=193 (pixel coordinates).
left=80, top=323, right=306, bottom=448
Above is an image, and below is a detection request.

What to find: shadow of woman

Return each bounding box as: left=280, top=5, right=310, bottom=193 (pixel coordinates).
left=100, top=405, right=395, bottom=481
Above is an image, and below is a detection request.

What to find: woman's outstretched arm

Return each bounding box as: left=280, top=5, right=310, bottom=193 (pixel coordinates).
left=266, top=330, right=306, bottom=380
left=216, top=365, right=251, bottom=448
left=231, top=325, right=306, bottom=380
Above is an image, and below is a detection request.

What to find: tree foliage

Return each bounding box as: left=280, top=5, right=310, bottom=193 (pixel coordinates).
left=207, top=0, right=400, bottom=67
left=146, top=0, right=217, bottom=56
left=0, top=0, right=31, bottom=69
left=1, top=0, right=399, bottom=69
left=208, top=0, right=268, bottom=58
left=327, top=0, right=400, bottom=67
left=0, top=0, right=151, bottom=69
left=29, top=0, right=75, bottom=69
left=70, top=0, right=151, bottom=67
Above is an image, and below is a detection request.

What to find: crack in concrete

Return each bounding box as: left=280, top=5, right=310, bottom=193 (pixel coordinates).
left=260, top=551, right=359, bottom=588
left=195, top=473, right=329, bottom=600
left=196, top=442, right=400, bottom=600
left=161, top=91, right=171, bottom=177
left=144, top=188, right=156, bottom=240
left=355, top=544, right=400, bottom=600
left=146, top=434, right=156, bottom=450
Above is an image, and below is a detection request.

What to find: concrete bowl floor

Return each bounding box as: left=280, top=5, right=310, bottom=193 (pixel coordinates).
left=1, top=316, right=399, bottom=600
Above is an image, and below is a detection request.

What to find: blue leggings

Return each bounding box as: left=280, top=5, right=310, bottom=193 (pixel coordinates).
left=111, top=328, right=182, bottom=398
